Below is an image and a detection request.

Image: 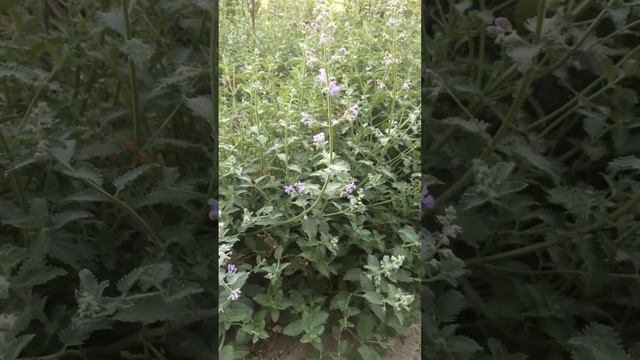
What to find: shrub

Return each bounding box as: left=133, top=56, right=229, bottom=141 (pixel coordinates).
left=219, top=0, right=421, bottom=358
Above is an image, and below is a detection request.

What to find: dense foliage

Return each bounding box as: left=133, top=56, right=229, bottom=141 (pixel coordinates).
left=424, top=0, right=640, bottom=359
left=1, top=0, right=218, bottom=358
left=219, top=0, right=420, bottom=358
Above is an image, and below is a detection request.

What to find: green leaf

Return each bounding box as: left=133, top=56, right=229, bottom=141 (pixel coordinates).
left=568, top=323, right=631, bottom=360
left=220, top=345, right=234, bottom=360
left=608, top=156, right=640, bottom=172
left=363, top=291, right=384, bottom=305
left=506, top=44, right=541, bottom=72
left=97, top=9, right=126, bottom=36
left=48, top=140, right=76, bottom=169
left=511, top=142, right=559, bottom=179
left=61, top=164, right=103, bottom=186
left=78, top=269, right=109, bottom=297
left=116, top=266, right=146, bottom=295
left=114, top=164, right=158, bottom=193
left=437, top=290, right=466, bottom=323
left=356, top=313, right=376, bottom=339
left=51, top=210, right=93, bottom=229
left=274, top=245, right=284, bottom=260
left=357, top=345, right=382, bottom=360
left=441, top=117, right=490, bottom=136
left=301, top=217, right=318, bottom=240
left=65, top=190, right=110, bottom=203
left=283, top=319, right=304, bottom=336
left=118, top=38, right=155, bottom=67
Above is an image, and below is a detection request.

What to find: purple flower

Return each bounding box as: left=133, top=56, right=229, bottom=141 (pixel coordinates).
left=301, top=112, right=313, bottom=125
left=208, top=198, right=219, bottom=220
left=316, top=68, right=327, bottom=83
left=422, top=184, right=435, bottom=210
left=348, top=104, right=358, bottom=116
left=227, top=264, right=237, bottom=273
left=284, top=185, right=295, bottom=194
left=329, top=81, right=340, bottom=95
left=345, top=181, right=357, bottom=194
left=313, top=132, right=327, bottom=148
left=337, top=47, right=348, bottom=56
left=295, top=181, right=306, bottom=193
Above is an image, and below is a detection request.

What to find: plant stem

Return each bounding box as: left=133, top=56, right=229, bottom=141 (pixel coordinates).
left=436, top=0, right=546, bottom=208
left=122, top=0, right=146, bottom=146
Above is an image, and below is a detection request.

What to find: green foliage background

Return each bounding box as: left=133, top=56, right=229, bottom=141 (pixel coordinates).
left=1, top=0, right=218, bottom=358
left=424, top=0, right=640, bottom=359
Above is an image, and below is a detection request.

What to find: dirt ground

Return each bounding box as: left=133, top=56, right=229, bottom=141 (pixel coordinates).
left=250, top=323, right=420, bottom=360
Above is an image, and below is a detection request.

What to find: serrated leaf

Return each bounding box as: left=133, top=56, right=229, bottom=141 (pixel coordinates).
left=78, top=269, right=109, bottom=297
left=97, top=9, right=126, bottom=36
left=568, top=323, right=631, bottom=360
left=301, top=217, right=318, bottom=240
left=437, top=290, right=466, bottom=323
left=156, top=64, right=203, bottom=90
left=12, top=264, right=67, bottom=287
left=117, top=266, right=146, bottom=294
left=118, top=38, right=156, bottom=67
left=65, top=190, right=110, bottom=203
left=357, top=345, right=381, bottom=360
left=114, top=164, right=158, bottom=193
left=608, top=156, right=640, bottom=172
left=138, top=262, right=173, bottom=287
left=511, top=142, right=558, bottom=179
left=363, top=291, right=384, bottom=305
left=506, top=44, right=541, bottom=72
left=136, top=188, right=204, bottom=207
left=62, top=164, right=103, bottom=186
left=51, top=210, right=93, bottom=229
left=283, top=319, right=304, bottom=336
left=441, top=117, right=489, bottom=135
left=48, top=140, right=76, bottom=169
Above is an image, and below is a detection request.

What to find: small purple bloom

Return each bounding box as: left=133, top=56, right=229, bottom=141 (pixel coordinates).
left=313, top=132, right=327, bottom=148
left=208, top=198, right=219, bottom=220
left=337, top=47, right=348, bottom=56
left=301, top=112, right=313, bottom=125
left=284, top=185, right=295, bottom=194
left=348, top=104, right=358, bottom=116
left=329, top=81, right=340, bottom=95
left=295, top=181, right=306, bottom=193
left=316, top=68, right=327, bottom=83
left=422, top=184, right=435, bottom=210
left=227, top=264, right=237, bottom=273
left=345, top=181, right=357, bottom=194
